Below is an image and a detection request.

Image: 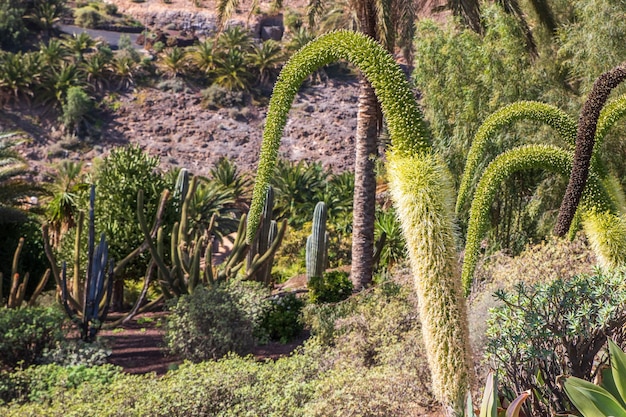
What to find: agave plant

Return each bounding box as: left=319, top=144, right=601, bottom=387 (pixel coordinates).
left=563, top=339, right=626, bottom=417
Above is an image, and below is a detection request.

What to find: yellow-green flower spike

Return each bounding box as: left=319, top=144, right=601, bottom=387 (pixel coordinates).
left=456, top=101, right=577, bottom=215
left=461, top=144, right=615, bottom=293
left=247, top=30, right=431, bottom=242
left=387, top=151, right=473, bottom=416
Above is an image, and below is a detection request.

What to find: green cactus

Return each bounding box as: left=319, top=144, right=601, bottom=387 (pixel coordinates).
left=248, top=30, right=472, bottom=415
left=306, top=201, right=329, bottom=280
left=456, top=101, right=577, bottom=215
left=461, top=145, right=615, bottom=293
left=247, top=186, right=286, bottom=285
left=139, top=179, right=284, bottom=295
left=1, top=237, right=50, bottom=309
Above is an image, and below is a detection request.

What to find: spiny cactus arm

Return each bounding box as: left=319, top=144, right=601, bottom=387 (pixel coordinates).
left=248, top=30, right=431, bottom=242
left=42, top=224, right=81, bottom=312
left=137, top=189, right=174, bottom=288
left=386, top=151, right=473, bottom=415
left=27, top=269, right=50, bottom=307
left=220, top=214, right=249, bottom=277
left=187, top=235, right=203, bottom=291
left=462, top=145, right=614, bottom=293
left=456, top=101, right=577, bottom=215
left=555, top=62, right=626, bottom=237
left=72, top=211, right=84, bottom=304
left=115, top=189, right=170, bottom=276
left=245, top=219, right=287, bottom=281
left=596, top=94, right=626, bottom=152
left=306, top=201, right=328, bottom=279
left=7, top=272, right=28, bottom=308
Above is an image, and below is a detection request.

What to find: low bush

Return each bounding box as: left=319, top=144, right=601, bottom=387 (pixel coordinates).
left=0, top=307, right=65, bottom=370
left=74, top=7, right=103, bottom=28
left=308, top=270, right=352, bottom=304
left=0, top=363, right=121, bottom=406
left=39, top=339, right=111, bottom=367
left=485, top=269, right=626, bottom=416
left=201, top=84, right=246, bottom=109
left=164, top=281, right=270, bottom=361
left=260, top=292, right=305, bottom=343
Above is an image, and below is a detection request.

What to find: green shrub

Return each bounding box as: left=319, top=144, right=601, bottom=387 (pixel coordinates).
left=165, top=284, right=262, bottom=361
left=0, top=307, right=65, bottom=370
left=39, top=339, right=111, bottom=367
left=0, top=363, right=121, bottom=405
left=201, top=84, right=246, bottom=109
left=61, top=86, right=94, bottom=134
left=260, top=292, right=304, bottom=343
left=308, top=270, right=352, bottom=304
left=74, top=7, right=103, bottom=28
left=485, top=270, right=626, bottom=416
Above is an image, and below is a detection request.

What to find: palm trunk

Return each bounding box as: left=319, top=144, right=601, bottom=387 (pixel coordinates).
left=351, top=78, right=379, bottom=290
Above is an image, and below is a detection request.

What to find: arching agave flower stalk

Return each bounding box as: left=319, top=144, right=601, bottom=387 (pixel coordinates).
left=247, top=30, right=472, bottom=416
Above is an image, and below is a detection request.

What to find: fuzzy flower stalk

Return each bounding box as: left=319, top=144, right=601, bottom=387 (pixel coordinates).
left=247, top=30, right=472, bottom=415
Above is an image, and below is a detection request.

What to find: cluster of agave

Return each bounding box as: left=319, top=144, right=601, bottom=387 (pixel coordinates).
left=246, top=30, right=626, bottom=416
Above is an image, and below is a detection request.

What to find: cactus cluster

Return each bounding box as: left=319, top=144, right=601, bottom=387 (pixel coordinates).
left=306, top=202, right=329, bottom=280
left=139, top=173, right=285, bottom=297
left=0, top=237, right=50, bottom=309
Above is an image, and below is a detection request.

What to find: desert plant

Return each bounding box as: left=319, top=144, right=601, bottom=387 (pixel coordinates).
left=247, top=30, right=471, bottom=416
left=61, top=86, right=94, bottom=135
left=306, top=201, right=328, bottom=280
left=461, top=144, right=614, bottom=292
left=1, top=237, right=50, bottom=308
left=562, top=339, right=626, bottom=417
left=465, top=372, right=530, bottom=417
left=164, top=283, right=261, bottom=361
left=157, top=46, right=187, bottom=78
left=555, top=62, right=626, bottom=236
left=485, top=270, right=626, bottom=415
left=57, top=185, right=114, bottom=342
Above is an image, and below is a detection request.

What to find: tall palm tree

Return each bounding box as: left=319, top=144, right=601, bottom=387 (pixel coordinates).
left=307, top=0, right=415, bottom=289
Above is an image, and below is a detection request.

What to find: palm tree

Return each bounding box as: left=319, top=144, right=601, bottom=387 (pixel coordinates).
left=189, top=39, right=218, bottom=77
left=0, top=132, right=36, bottom=222
left=157, top=46, right=188, bottom=78
left=213, top=48, right=252, bottom=91
left=247, top=40, right=284, bottom=86
left=307, top=0, right=416, bottom=289
left=44, top=160, right=88, bottom=246
left=25, top=0, right=67, bottom=39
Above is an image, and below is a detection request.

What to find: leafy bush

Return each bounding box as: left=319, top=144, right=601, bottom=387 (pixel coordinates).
left=260, top=292, right=304, bottom=343
left=308, top=270, right=352, bottom=304
left=165, top=283, right=267, bottom=361
left=61, top=86, right=94, bottom=134
left=0, top=307, right=65, bottom=370
left=0, top=363, right=121, bottom=405
left=485, top=270, right=626, bottom=416
left=74, top=7, right=103, bottom=28
left=201, top=84, right=246, bottom=109
left=39, top=339, right=111, bottom=367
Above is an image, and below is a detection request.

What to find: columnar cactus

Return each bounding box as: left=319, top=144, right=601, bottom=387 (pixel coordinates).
left=247, top=30, right=471, bottom=416
left=246, top=186, right=286, bottom=285
left=306, top=201, right=329, bottom=280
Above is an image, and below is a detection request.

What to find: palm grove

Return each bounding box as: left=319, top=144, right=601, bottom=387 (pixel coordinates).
left=3, top=0, right=626, bottom=416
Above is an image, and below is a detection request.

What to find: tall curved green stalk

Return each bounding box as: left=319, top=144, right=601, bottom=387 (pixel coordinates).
left=461, top=144, right=615, bottom=292
left=596, top=94, right=626, bottom=154
left=456, top=101, right=577, bottom=214
left=248, top=30, right=471, bottom=416
left=248, top=30, right=431, bottom=240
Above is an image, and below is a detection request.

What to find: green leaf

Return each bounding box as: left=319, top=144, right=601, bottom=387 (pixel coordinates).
left=479, top=372, right=498, bottom=417
left=563, top=376, right=626, bottom=417
left=609, top=339, right=626, bottom=406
